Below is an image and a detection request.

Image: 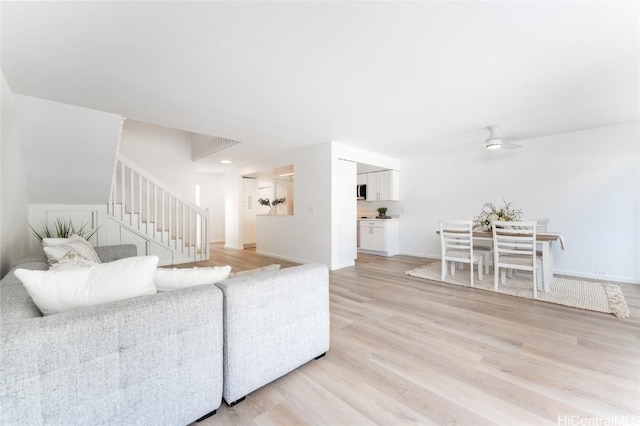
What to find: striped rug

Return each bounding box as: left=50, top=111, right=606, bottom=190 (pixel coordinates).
left=406, top=261, right=630, bottom=319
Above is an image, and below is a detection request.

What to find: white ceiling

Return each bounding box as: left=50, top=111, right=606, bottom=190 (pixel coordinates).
left=2, top=1, right=638, bottom=173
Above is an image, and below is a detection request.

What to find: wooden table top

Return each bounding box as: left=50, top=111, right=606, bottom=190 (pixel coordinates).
left=436, top=229, right=565, bottom=249
left=470, top=230, right=561, bottom=241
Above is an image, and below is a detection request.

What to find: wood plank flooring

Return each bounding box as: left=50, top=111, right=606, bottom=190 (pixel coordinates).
left=191, top=244, right=640, bottom=426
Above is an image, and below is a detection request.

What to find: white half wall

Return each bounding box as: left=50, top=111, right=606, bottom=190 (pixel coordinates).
left=15, top=95, right=123, bottom=204
left=399, top=122, right=640, bottom=283
left=0, top=71, right=28, bottom=276
left=252, top=143, right=333, bottom=266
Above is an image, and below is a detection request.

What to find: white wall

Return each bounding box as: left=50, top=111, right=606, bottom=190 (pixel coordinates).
left=119, top=120, right=196, bottom=203
left=16, top=95, right=123, bottom=204
left=224, top=174, right=243, bottom=250
left=0, top=71, right=29, bottom=276
left=196, top=172, right=225, bottom=243
left=400, top=122, right=640, bottom=283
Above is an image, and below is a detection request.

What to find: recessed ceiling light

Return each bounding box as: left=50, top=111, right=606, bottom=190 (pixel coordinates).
left=220, top=160, right=232, bottom=164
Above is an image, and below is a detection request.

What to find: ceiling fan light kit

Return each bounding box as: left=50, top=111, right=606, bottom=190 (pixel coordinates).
left=484, top=125, right=521, bottom=150
left=485, top=125, right=502, bottom=149
left=486, top=138, right=503, bottom=149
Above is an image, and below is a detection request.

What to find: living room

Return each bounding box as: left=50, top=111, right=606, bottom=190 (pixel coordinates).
left=1, top=1, right=639, bottom=425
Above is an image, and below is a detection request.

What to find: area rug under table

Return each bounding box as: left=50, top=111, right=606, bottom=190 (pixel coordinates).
left=406, top=262, right=630, bottom=319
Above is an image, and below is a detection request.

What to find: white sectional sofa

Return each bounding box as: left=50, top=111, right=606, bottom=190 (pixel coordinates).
left=0, top=246, right=330, bottom=425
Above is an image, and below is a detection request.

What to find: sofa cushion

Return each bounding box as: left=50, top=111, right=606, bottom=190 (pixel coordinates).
left=155, top=266, right=232, bottom=292
left=10, top=252, right=48, bottom=268
left=94, top=244, right=137, bottom=263
left=42, top=235, right=102, bottom=267
left=14, top=256, right=159, bottom=316
left=0, top=283, right=224, bottom=425
left=229, top=264, right=281, bottom=278
left=216, top=263, right=330, bottom=403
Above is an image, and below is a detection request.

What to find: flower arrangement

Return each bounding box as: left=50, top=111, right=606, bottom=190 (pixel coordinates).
left=258, top=197, right=286, bottom=207
left=474, top=200, right=523, bottom=230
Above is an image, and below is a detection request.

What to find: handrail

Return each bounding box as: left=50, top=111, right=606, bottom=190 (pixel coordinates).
left=116, top=153, right=207, bottom=217
left=108, top=153, right=209, bottom=263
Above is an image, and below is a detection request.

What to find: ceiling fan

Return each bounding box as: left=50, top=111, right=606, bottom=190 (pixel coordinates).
left=485, top=125, right=522, bottom=150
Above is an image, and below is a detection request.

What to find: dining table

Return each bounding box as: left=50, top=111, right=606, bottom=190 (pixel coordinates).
left=437, top=229, right=565, bottom=293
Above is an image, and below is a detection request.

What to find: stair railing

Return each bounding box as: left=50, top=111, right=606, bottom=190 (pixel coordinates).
left=108, top=153, right=209, bottom=262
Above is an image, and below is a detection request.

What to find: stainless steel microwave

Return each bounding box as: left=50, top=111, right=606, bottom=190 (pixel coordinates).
left=356, top=184, right=366, bottom=200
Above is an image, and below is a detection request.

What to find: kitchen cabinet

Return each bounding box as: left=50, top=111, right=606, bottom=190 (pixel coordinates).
left=365, top=170, right=399, bottom=201
left=358, top=219, right=399, bottom=256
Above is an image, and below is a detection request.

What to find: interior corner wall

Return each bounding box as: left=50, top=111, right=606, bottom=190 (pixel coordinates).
left=119, top=120, right=197, bottom=204
left=399, top=122, right=640, bottom=283
left=0, top=71, right=28, bottom=277
left=223, top=173, right=243, bottom=250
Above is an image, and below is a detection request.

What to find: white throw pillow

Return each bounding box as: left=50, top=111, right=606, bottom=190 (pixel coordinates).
left=42, top=235, right=101, bottom=267
left=14, top=255, right=159, bottom=315
left=155, top=266, right=232, bottom=292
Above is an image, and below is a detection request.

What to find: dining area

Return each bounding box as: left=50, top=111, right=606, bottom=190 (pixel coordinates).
left=434, top=201, right=565, bottom=298
left=406, top=200, right=628, bottom=318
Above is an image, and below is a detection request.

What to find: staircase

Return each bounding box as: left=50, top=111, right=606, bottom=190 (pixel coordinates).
left=108, top=153, right=209, bottom=265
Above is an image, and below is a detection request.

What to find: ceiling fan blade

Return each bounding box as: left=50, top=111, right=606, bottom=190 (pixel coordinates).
left=501, top=142, right=522, bottom=150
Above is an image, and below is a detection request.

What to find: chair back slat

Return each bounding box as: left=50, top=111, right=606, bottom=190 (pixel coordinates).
left=440, top=219, right=486, bottom=286
left=535, top=218, right=550, bottom=233
left=440, top=220, right=474, bottom=253
left=492, top=221, right=537, bottom=256
left=491, top=220, right=541, bottom=298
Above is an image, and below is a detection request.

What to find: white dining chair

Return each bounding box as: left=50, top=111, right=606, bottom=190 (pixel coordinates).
left=521, top=218, right=550, bottom=257
left=534, top=218, right=550, bottom=232
left=473, top=242, right=493, bottom=275
left=492, top=221, right=542, bottom=298
left=440, top=220, right=484, bottom=286
left=534, top=218, right=550, bottom=257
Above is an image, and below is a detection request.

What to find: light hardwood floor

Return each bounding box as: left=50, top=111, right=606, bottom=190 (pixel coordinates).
left=191, top=244, right=640, bottom=426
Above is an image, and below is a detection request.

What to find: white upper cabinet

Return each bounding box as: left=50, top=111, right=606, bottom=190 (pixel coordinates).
left=365, top=170, right=399, bottom=201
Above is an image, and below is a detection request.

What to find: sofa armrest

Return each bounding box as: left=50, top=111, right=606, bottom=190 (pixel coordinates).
left=216, top=263, right=330, bottom=403
left=0, top=284, right=223, bottom=425
left=94, top=244, right=138, bottom=263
